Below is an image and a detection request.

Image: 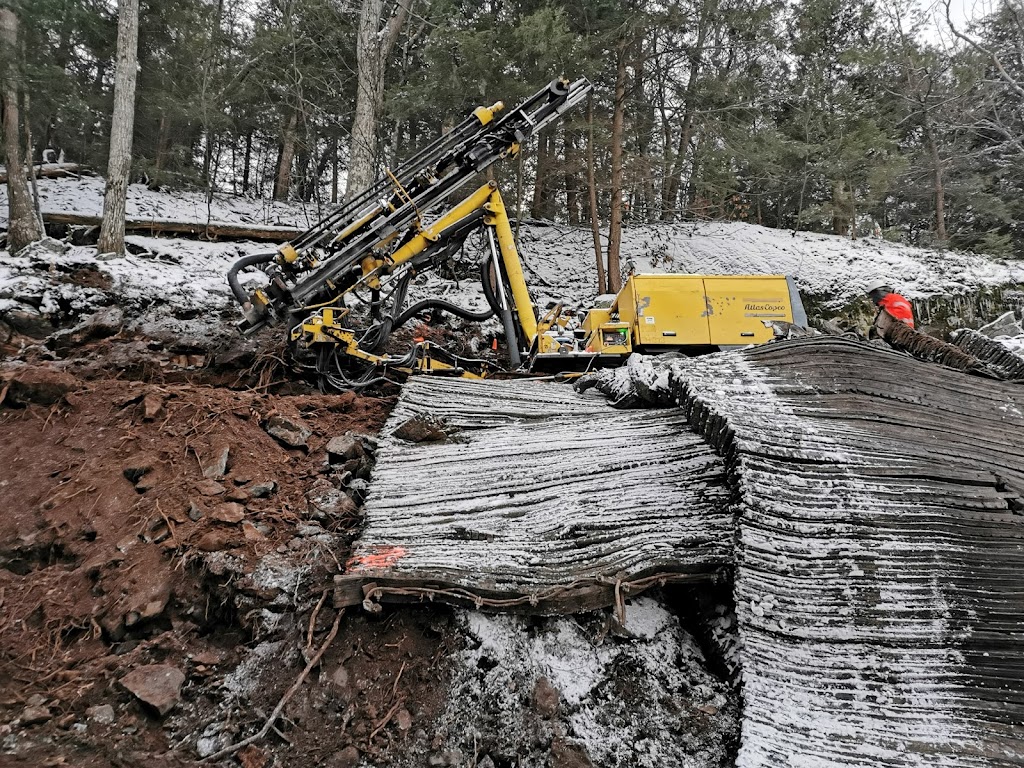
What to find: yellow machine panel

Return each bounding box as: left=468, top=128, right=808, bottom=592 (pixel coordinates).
left=703, top=276, right=794, bottom=345
left=616, top=275, right=712, bottom=346
left=613, top=274, right=797, bottom=349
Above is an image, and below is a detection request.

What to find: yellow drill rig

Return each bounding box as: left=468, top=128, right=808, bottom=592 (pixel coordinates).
left=228, top=78, right=806, bottom=391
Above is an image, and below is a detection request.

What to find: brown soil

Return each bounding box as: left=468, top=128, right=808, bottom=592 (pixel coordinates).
left=0, top=350, right=466, bottom=767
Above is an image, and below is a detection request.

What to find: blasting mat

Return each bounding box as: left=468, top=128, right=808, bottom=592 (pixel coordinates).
left=336, top=377, right=731, bottom=614
left=597, top=338, right=1024, bottom=767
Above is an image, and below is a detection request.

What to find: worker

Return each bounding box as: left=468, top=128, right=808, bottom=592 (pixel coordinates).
left=865, top=280, right=914, bottom=328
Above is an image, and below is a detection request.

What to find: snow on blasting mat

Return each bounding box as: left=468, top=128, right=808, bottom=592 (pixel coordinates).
left=585, top=338, right=1024, bottom=767
left=339, top=376, right=733, bottom=612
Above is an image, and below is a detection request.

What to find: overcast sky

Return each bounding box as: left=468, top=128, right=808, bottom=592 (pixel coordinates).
left=918, top=0, right=995, bottom=44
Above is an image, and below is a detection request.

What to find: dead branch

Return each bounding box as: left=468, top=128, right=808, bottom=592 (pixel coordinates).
left=200, top=609, right=343, bottom=763
left=40, top=212, right=301, bottom=242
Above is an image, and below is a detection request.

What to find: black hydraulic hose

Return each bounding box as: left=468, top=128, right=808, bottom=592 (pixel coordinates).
left=227, top=251, right=275, bottom=307
left=478, top=258, right=522, bottom=367
left=394, top=299, right=494, bottom=329
left=479, top=259, right=502, bottom=315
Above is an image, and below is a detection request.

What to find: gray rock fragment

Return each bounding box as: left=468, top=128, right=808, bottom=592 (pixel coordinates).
left=306, top=479, right=358, bottom=518
left=325, top=432, right=369, bottom=463
left=202, top=443, right=231, bottom=479
left=979, top=311, right=1024, bottom=338
left=86, top=704, right=116, bottom=724
left=247, top=480, right=277, bottom=498
left=393, top=415, right=452, bottom=443
left=20, top=704, right=51, bottom=726
left=264, top=414, right=312, bottom=449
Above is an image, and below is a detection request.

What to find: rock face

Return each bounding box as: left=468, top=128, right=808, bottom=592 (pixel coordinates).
left=978, top=310, right=1024, bottom=338
left=120, top=665, right=186, bottom=716
left=341, top=377, right=730, bottom=614
left=434, top=601, right=738, bottom=768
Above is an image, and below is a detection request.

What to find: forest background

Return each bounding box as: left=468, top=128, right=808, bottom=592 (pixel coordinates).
left=3, top=0, right=1023, bottom=283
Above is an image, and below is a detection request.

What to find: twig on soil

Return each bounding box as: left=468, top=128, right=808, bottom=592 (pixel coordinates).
left=155, top=501, right=179, bottom=548
left=389, top=661, right=406, bottom=705
left=200, top=609, right=344, bottom=763
left=0, top=383, right=8, bottom=406
left=368, top=696, right=406, bottom=742
left=306, top=590, right=329, bottom=654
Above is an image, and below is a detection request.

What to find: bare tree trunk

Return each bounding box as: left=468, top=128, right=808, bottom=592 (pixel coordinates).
left=564, top=128, right=581, bottom=227
left=345, top=0, right=412, bottom=199
left=97, top=0, right=140, bottom=256
left=274, top=110, right=297, bottom=201
left=242, top=129, right=253, bottom=194
left=586, top=94, right=606, bottom=295
left=924, top=121, right=946, bottom=243
left=661, top=0, right=716, bottom=222
left=22, top=91, right=43, bottom=229
left=531, top=128, right=556, bottom=219
left=830, top=179, right=853, bottom=236
left=607, top=39, right=628, bottom=294
left=154, top=113, right=170, bottom=173
left=0, top=7, right=42, bottom=253
left=331, top=135, right=339, bottom=204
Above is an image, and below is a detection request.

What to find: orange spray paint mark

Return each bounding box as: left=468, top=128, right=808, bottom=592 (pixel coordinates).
left=346, top=545, right=408, bottom=571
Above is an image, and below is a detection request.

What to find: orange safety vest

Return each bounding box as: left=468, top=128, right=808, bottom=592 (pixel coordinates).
left=879, top=293, right=914, bottom=328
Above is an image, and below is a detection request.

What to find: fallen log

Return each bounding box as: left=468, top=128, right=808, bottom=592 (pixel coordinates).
left=0, top=162, right=82, bottom=183
left=41, top=212, right=302, bottom=243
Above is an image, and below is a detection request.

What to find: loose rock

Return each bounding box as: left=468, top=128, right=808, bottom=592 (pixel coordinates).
left=211, top=502, right=246, bottom=523
left=1, top=365, right=79, bottom=406
left=533, top=677, right=560, bottom=718
left=306, top=479, right=358, bottom=518
left=550, top=737, right=594, bottom=768
left=86, top=704, right=116, bottom=724
left=202, top=443, right=231, bottom=480
left=196, top=479, right=227, bottom=496
left=123, top=457, right=154, bottom=485
left=20, top=705, right=52, bottom=726
left=248, top=480, right=277, bottom=498
left=325, top=432, right=367, bottom=464
left=264, top=414, right=312, bottom=449
left=119, top=664, right=186, bottom=716
left=393, top=415, right=451, bottom=443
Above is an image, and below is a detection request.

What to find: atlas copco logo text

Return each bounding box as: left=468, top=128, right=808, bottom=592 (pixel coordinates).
left=744, top=302, right=785, bottom=311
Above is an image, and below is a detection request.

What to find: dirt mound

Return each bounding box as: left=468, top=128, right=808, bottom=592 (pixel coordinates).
left=0, top=362, right=398, bottom=765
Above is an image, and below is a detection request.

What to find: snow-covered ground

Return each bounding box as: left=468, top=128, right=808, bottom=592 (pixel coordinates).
left=517, top=219, right=1024, bottom=309
left=1, top=175, right=1022, bottom=346
left=439, top=598, right=738, bottom=768
left=0, top=174, right=319, bottom=231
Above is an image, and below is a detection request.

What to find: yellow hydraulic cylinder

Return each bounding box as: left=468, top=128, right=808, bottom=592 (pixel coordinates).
left=387, top=183, right=497, bottom=269
left=485, top=189, right=537, bottom=343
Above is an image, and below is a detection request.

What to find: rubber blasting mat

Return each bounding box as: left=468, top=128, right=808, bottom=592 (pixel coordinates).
left=587, top=337, right=1024, bottom=767
left=336, top=377, right=731, bottom=614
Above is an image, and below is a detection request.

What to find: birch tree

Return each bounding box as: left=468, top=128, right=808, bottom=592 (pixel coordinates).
left=0, top=5, right=42, bottom=253
left=345, top=0, right=412, bottom=199
left=97, top=0, right=140, bottom=255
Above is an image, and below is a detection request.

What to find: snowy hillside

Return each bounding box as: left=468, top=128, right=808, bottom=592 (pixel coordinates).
left=2, top=176, right=1023, bottom=334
